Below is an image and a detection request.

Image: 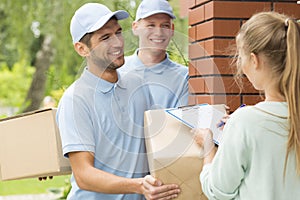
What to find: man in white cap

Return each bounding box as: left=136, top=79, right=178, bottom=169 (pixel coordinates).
left=56, top=3, right=180, bottom=199
left=119, top=0, right=189, bottom=109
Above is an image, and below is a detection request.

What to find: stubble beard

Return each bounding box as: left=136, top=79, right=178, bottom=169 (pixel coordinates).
left=90, top=51, right=123, bottom=71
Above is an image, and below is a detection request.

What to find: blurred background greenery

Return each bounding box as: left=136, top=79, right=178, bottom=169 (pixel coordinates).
left=0, top=0, right=188, bottom=197
left=0, top=175, right=71, bottom=197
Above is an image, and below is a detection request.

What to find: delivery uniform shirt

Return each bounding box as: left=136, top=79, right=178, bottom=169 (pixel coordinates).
left=56, top=68, right=154, bottom=200
left=200, top=101, right=300, bottom=200
left=118, top=50, right=189, bottom=109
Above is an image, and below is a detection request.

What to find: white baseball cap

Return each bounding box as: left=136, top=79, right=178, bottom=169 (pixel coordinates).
left=70, top=3, right=129, bottom=44
left=135, top=0, right=176, bottom=21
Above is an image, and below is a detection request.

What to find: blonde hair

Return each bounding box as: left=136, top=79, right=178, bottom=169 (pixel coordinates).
left=236, top=12, right=300, bottom=175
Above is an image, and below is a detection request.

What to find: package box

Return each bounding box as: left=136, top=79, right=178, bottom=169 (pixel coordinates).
left=144, top=109, right=208, bottom=200
left=0, top=108, right=71, bottom=181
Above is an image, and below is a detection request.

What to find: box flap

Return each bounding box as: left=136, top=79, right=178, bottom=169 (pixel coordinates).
left=0, top=108, right=56, bottom=122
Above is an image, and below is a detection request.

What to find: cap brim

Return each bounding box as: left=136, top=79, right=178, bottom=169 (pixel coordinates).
left=88, top=10, right=129, bottom=33
left=135, top=10, right=176, bottom=21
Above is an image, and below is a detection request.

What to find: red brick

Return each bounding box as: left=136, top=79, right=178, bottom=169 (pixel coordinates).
left=274, top=2, right=300, bottom=18
left=225, top=95, right=242, bottom=111
left=242, top=95, right=265, bottom=106
left=189, top=77, right=205, bottom=93
left=232, top=76, right=260, bottom=94
left=189, top=57, right=234, bottom=76
left=189, top=5, right=204, bottom=25
left=204, top=77, right=229, bottom=93
left=241, top=77, right=258, bottom=94
left=189, top=77, right=233, bottom=94
left=213, top=58, right=236, bottom=75
left=189, top=95, right=216, bottom=105
left=195, top=21, right=213, bottom=40
left=214, top=20, right=240, bottom=37
left=204, top=39, right=235, bottom=57
left=188, top=60, right=197, bottom=76
left=188, top=95, right=198, bottom=105
left=204, top=1, right=214, bottom=20
left=207, top=77, right=240, bottom=94
left=188, top=26, right=196, bottom=42
left=189, top=76, right=258, bottom=94
left=189, top=94, right=241, bottom=111
left=188, top=42, right=205, bottom=59
left=190, top=59, right=214, bottom=76
left=196, top=20, right=240, bottom=40
left=196, top=0, right=210, bottom=6
left=204, top=1, right=272, bottom=20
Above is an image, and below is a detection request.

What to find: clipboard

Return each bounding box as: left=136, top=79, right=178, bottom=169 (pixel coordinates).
left=165, top=104, right=226, bottom=145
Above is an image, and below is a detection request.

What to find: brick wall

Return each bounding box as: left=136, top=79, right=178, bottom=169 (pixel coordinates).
left=188, top=0, right=300, bottom=111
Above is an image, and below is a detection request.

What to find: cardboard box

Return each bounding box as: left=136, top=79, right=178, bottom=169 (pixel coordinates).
left=144, top=109, right=209, bottom=200
left=0, top=108, right=71, bottom=181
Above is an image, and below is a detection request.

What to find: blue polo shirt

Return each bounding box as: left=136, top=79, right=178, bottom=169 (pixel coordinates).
left=118, top=50, right=189, bottom=109
left=56, top=68, right=154, bottom=200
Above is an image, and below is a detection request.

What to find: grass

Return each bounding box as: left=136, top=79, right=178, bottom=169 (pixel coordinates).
left=0, top=175, right=71, bottom=196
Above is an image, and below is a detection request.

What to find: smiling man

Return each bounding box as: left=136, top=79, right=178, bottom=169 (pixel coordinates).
left=119, top=0, right=189, bottom=109
left=56, top=3, right=180, bottom=200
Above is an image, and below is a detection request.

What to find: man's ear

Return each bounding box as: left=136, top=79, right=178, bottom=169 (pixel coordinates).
left=74, top=42, right=90, bottom=57
left=171, top=22, right=174, bottom=37
left=132, top=21, right=139, bottom=36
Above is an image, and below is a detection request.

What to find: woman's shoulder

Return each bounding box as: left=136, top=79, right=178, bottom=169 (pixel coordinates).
left=230, top=105, right=258, bottom=121
left=231, top=101, right=288, bottom=121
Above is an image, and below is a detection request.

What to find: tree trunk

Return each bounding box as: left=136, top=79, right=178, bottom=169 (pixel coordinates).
left=23, top=35, right=53, bottom=112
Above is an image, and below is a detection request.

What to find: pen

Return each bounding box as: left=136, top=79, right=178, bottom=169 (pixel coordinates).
left=239, top=103, right=246, bottom=108
left=178, top=103, right=207, bottom=109
left=216, top=121, right=225, bottom=128
left=178, top=104, right=197, bottom=109
left=217, top=104, right=246, bottom=128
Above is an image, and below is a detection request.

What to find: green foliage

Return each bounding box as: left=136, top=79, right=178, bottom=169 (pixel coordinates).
left=0, top=62, right=34, bottom=108
left=57, top=179, right=72, bottom=200
left=168, top=32, right=189, bottom=67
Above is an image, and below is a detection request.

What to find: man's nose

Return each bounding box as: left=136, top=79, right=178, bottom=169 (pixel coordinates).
left=111, top=34, right=124, bottom=47
left=153, top=27, right=164, bottom=35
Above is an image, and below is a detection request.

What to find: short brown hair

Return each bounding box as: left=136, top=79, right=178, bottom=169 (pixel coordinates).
left=79, top=32, right=93, bottom=48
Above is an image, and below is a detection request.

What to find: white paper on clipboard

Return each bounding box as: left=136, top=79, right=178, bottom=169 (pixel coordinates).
left=166, top=104, right=226, bottom=145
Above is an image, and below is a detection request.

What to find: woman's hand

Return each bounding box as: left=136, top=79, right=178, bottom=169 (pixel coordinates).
left=192, top=128, right=217, bottom=164
left=216, top=104, right=231, bottom=130
left=217, top=113, right=230, bottom=130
